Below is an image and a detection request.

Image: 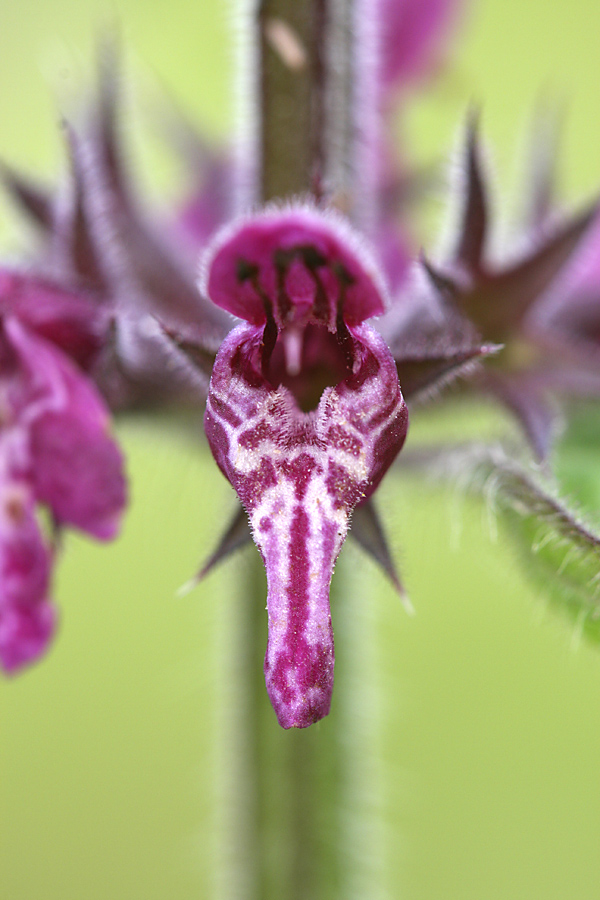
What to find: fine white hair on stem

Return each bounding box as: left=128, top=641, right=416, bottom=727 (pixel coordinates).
left=231, top=0, right=260, bottom=214
left=350, top=0, right=381, bottom=234
left=324, top=0, right=381, bottom=233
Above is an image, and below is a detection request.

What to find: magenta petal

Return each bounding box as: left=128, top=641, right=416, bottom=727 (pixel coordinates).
left=379, top=0, right=462, bottom=91
left=5, top=318, right=127, bottom=539
left=0, top=601, right=55, bottom=674
left=177, top=156, right=231, bottom=248
left=205, top=322, right=407, bottom=727
left=202, top=207, right=387, bottom=328
left=29, top=411, right=126, bottom=539
left=376, top=222, right=412, bottom=294
left=0, top=269, right=106, bottom=370
left=0, top=484, right=50, bottom=605
left=262, top=500, right=336, bottom=729
left=0, top=481, right=55, bottom=674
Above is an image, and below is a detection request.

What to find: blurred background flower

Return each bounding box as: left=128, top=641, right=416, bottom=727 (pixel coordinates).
left=2, top=1, right=600, bottom=898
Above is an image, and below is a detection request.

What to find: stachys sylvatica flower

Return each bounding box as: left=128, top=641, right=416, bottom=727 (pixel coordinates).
left=0, top=286, right=126, bottom=673
left=202, top=207, right=409, bottom=728
left=6, top=22, right=596, bottom=727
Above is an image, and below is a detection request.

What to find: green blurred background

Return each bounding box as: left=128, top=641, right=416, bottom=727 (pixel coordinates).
left=2, top=1, right=600, bottom=898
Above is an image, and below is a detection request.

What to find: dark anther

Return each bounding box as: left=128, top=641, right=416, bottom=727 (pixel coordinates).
left=260, top=315, right=278, bottom=379
left=299, top=245, right=327, bottom=270
left=273, top=248, right=295, bottom=270
left=332, top=262, right=355, bottom=286
left=336, top=312, right=355, bottom=371
left=237, top=259, right=275, bottom=321
left=236, top=258, right=259, bottom=283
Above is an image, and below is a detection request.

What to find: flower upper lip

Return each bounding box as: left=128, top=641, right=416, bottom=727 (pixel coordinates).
left=201, top=206, right=388, bottom=328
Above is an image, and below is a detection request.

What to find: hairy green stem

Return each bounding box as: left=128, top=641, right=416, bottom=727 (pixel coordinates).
left=256, top=0, right=369, bottom=214
left=323, top=0, right=356, bottom=213
left=215, top=2, right=383, bottom=897
left=216, top=555, right=345, bottom=900
left=219, top=552, right=387, bottom=899
left=258, top=0, right=326, bottom=201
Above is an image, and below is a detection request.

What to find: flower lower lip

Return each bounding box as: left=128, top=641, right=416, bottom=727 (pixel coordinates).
left=206, top=314, right=407, bottom=727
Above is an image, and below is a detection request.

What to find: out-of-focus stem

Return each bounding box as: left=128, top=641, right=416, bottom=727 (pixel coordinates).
left=258, top=0, right=326, bottom=202
left=255, top=0, right=377, bottom=222
left=218, top=555, right=343, bottom=900
left=217, top=2, right=382, bottom=898
left=322, top=0, right=352, bottom=206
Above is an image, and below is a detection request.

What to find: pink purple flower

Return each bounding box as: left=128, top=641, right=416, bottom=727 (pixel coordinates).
left=203, top=207, right=410, bottom=727
left=0, top=472, right=54, bottom=674
left=5, top=38, right=590, bottom=725
left=0, top=302, right=126, bottom=673
left=379, top=0, right=464, bottom=93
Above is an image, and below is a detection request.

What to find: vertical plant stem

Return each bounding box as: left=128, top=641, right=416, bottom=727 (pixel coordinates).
left=256, top=0, right=376, bottom=215
left=218, top=552, right=384, bottom=900
left=323, top=0, right=355, bottom=212
left=257, top=0, right=326, bottom=201
left=216, top=2, right=383, bottom=898
left=217, top=553, right=345, bottom=900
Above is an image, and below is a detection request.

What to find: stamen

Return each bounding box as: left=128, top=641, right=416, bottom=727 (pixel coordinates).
left=282, top=326, right=304, bottom=376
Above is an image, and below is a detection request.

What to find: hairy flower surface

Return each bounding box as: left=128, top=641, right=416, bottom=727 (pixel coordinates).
left=203, top=208, right=408, bottom=727
left=379, top=0, right=462, bottom=93
left=0, top=45, right=510, bottom=717
left=0, top=299, right=126, bottom=672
